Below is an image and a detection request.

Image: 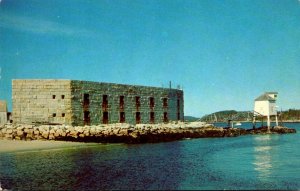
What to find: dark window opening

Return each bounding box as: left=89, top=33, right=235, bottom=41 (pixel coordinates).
left=61, top=95, right=65, bottom=99
left=150, top=112, right=155, bottom=123
left=52, top=95, right=56, bottom=99
left=150, top=97, right=154, bottom=109
left=103, top=112, right=109, bottom=124
left=84, top=94, right=90, bottom=105
left=163, top=112, right=168, bottom=123
left=120, top=112, right=125, bottom=123
left=102, top=95, right=108, bottom=110
left=163, top=98, right=168, bottom=108
left=52, top=113, right=56, bottom=117
left=177, top=99, right=180, bottom=121
left=135, top=96, right=141, bottom=109
left=120, top=96, right=124, bottom=109
left=83, top=94, right=90, bottom=111
left=136, top=112, right=141, bottom=124
left=84, top=111, right=90, bottom=125
left=62, top=113, right=65, bottom=117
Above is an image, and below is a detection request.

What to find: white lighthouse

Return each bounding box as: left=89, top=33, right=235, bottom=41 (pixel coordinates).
left=254, top=92, right=278, bottom=131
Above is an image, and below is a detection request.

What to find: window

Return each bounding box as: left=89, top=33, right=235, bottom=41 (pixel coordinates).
left=62, top=113, right=65, bottom=117
left=102, top=95, right=108, bottom=109
left=52, top=95, right=56, bottom=99
left=61, top=95, right=65, bottom=99
left=135, top=96, right=141, bottom=109
left=177, top=99, right=180, bottom=120
left=120, top=112, right=125, bottom=123
left=52, top=113, right=56, bottom=117
left=150, top=97, right=154, bottom=109
left=120, top=96, right=124, bottom=109
left=83, top=94, right=90, bottom=111
left=84, top=94, right=90, bottom=105
left=150, top=112, right=155, bottom=123
left=136, top=112, right=141, bottom=124
left=163, top=98, right=168, bottom=108
left=103, top=112, right=109, bottom=124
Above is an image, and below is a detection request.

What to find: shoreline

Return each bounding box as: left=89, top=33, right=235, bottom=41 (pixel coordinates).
left=0, top=122, right=296, bottom=145
left=0, top=140, right=99, bottom=153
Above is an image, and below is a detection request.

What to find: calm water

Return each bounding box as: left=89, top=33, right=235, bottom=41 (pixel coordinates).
left=0, top=122, right=299, bottom=190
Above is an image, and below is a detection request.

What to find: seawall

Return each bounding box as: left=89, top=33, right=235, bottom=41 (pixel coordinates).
left=0, top=122, right=296, bottom=144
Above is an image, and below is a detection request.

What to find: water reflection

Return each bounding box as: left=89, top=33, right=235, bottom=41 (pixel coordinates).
left=253, top=135, right=275, bottom=181
left=0, top=142, right=185, bottom=190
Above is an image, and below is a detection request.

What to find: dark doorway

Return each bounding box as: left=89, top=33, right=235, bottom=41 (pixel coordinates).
left=103, top=112, right=109, bottom=124
left=163, top=112, right=168, bottom=123
left=120, top=112, right=125, bottom=123
left=177, top=112, right=180, bottom=121
left=136, top=112, right=141, bottom=124
left=84, top=111, right=90, bottom=125
left=150, top=112, right=155, bottom=123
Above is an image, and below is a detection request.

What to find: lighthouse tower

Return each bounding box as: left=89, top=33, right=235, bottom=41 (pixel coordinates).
left=254, top=92, right=278, bottom=131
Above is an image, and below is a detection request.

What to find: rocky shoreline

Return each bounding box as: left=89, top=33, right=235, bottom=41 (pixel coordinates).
left=0, top=122, right=296, bottom=144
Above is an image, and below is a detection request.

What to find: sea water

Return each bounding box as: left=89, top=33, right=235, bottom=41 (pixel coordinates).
left=0, top=122, right=299, bottom=190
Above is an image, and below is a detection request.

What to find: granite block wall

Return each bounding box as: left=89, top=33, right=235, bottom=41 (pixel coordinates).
left=70, top=81, right=184, bottom=125
left=12, top=80, right=73, bottom=125
left=12, top=80, right=184, bottom=125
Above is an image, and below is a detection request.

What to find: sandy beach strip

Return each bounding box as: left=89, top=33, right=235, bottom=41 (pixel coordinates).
left=0, top=140, right=99, bottom=153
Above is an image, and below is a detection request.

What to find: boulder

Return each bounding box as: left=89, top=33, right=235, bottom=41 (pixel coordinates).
left=49, top=129, right=55, bottom=135
left=17, top=130, right=24, bottom=137
left=42, top=131, right=49, bottom=139
left=49, top=134, right=55, bottom=140
left=6, top=129, right=13, bottom=134
left=34, top=130, right=40, bottom=135
left=113, top=128, right=120, bottom=134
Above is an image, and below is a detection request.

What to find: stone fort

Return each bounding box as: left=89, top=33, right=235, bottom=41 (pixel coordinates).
left=12, top=80, right=184, bottom=125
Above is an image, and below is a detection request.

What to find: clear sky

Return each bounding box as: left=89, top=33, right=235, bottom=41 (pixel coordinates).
left=1, top=0, right=300, bottom=117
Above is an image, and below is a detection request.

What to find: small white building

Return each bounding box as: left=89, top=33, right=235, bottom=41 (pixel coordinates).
left=0, top=101, right=8, bottom=125
left=254, top=92, right=278, bottom=129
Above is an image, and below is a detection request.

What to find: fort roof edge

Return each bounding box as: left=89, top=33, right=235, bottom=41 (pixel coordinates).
left=12, top=79, right=183, bottom=92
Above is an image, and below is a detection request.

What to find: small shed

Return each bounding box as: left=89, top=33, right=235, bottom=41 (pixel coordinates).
left=0, top=100, right=8, bottom=125
left=254, top=92, right=278, bottom=128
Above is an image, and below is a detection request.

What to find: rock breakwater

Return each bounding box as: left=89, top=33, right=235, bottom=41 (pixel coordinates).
left=0, top=122, right=296, bottom=144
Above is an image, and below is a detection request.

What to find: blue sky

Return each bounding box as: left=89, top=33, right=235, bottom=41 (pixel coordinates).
left=1, top=0, right=300, bottom=117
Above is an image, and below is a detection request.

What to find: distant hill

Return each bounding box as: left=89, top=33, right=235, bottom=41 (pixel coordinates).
left=200, top=109, right=300, bottom=122
left=184, top=116, right=200, bottom=122
left=280, top=109, right=300, bottom=121
left=200, top=110, right=253, bottom=122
